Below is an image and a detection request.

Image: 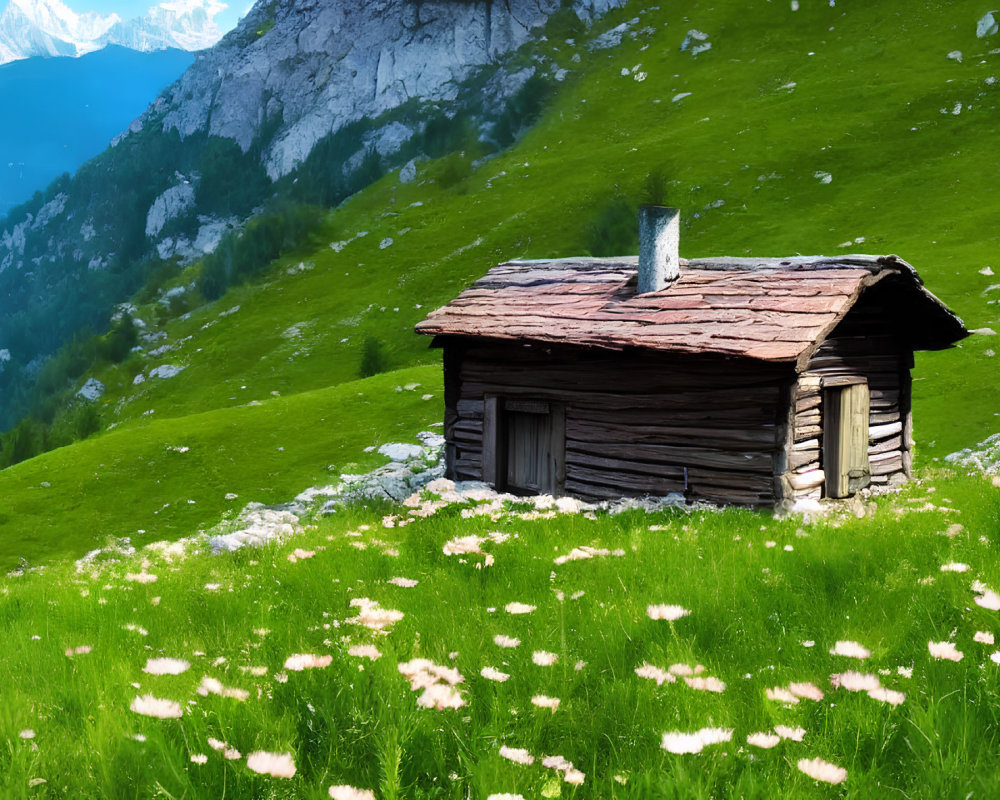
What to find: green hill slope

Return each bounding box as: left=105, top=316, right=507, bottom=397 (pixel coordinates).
left=2, top=0, right=998, bottom=565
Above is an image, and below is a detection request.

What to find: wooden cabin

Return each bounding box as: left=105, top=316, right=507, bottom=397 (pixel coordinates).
left=415, top=208, right=967, bottom=507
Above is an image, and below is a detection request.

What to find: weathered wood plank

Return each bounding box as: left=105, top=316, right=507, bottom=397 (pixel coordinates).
left=566, top=439, right=775, bottom=473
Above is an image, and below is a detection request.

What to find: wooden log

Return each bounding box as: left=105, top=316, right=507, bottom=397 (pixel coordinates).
left=870, top=451, right=903, bottom=475
left=795, top=424, right=821, bottom=440
left=789, top=448, right=820, bottom=470
left=482, top=396, right=498, bottom=485
left=566, top=464, right=686, bottom=495
left=564, top=419, right=779, bottom=450
left=869, top=435, right=902, bottom=455
left=565, top=438, right=775, bottom=474
left=869, top=421, right=903, bottom=440
left=788, top=469, right=825, bottom=491
left=792, top=438, right=819, bottom=452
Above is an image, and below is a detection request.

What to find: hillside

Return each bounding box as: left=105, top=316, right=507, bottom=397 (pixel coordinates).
left=0, top=0, right=998, bottom=565
left=1, top=2, right=1000, bottom=796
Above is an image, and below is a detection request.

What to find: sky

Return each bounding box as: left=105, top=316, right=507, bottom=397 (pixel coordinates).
left=58, top=0, right=247, bottom=33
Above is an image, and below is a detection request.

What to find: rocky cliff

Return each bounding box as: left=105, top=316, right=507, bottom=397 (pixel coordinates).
left=142, top=0, right=619, bottom=179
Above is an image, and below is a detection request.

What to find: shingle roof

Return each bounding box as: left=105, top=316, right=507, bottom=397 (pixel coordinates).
left=415, top=254, right=967, bottom=367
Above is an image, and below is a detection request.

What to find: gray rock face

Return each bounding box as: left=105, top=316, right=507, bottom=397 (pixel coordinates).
left=145, top=181, right=195, bottom=238
left=77, top=377, right=105, bottom=401
left=150, top=0, right=624, bottom=179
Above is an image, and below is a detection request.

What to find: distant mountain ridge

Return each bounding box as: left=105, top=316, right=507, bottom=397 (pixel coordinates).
left=0, top=0, right=227, bottom=63
left=0, top=45, right=193, bottom=215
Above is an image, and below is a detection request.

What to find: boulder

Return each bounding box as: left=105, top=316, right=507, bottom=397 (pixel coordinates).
left=77, top=377, right=105, bottom=402
left=977, top=11, right=998, bottom=38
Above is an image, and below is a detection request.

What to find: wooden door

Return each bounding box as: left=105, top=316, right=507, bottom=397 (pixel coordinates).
left=484, top=398, right=564, bottom=496
left=823, top=382, right=871, bottom=498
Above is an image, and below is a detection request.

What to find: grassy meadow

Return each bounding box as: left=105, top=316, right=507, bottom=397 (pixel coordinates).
left=2, top=468, right=999, bottom=798
left=2, top=0, right=1000, bottom=796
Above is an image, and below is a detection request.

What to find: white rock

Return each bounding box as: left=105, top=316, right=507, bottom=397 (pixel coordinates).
left=814, top=171, right=833, bottom=184
left=977, top=11, right=999, bottom=38
left=947, top=50, right=963, bottom=63
left=149, top=364, right=185, bottom=379
left=77, top=377, right=104, bottom=401
left=399, top=159, right=418, bottom=184
left=145, top=182, right=195, bottom=238
left=378, top=442, right=426, bottom=462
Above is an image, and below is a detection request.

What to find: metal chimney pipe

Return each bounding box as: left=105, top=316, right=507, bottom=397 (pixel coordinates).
left=637, top=205, right=680, bottom=293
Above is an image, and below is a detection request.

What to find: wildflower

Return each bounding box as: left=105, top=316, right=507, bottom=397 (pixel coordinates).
left=348, top=644, right=382, bottom=660
left=747, top=732, right=780, bottom=749
left=493, top=634, right=520, bottom=648
left=542, top=755, right=573, bottom=771
left=829, top=640, right=870, bottom=659
left=481, top=666, right=510, bottom=682
left=417, top=683, right=466, bottom=710
left=574, top=660, right=587, bottom=671
left=685, top=676, right=726, bottom=693
left=647, top=604, right=690, bottom=621
left=505, top=602, right=536, bottom=615
left=288, top=548, right=315, bottom=563
left=766, top=686, right=799, bottom=704
left=928, top=641, right=963, bottom=661
left=65, top=645, right=92, bottom=657
left=531, top=695, right=561, bottom=712
left=125, top=572, right=157, bottom=584
left=246, top=751, right=297, bottom=779
left=19, top=729, right=35, bottom=739
left=329, top=788, right=376, bottom=800
left=801, top=639, right=815, bottom=647
left=975, top=590, right=1000, bottom=610
left=940, top=562, right=970, bottom=573
left=773, top=725, right=805, bottom=742
left=661, top=728, right=732, bottom=754
left=564, top=768, right=585, bottom=784
left=797, top=756, right=847, bottom=784
left=830, top=671, right=881, bottom=692
left=133, top=733, right=146, bottom=742
left=532, top=650, right=558, bottom=667
left=347, top=598, right=404, bottom=631
left=975, top=631, right=995, bottom=645
left=143, top=657, right=190, bottom=676
left=388, top=577, right=418, bottom=588
left=897, top=665, right=913, bottom=678
left=499, top=746, right=534, bottom=765
left=196, top=676, right=249, bottom=701
left=240, top=666, right=268, bottom=676
left=283, top=654, right=333, bottom=671
left=789, top=682, right=825, bottom=701
left=868, top=687, right=906, bottom=705
left=486, top=795, right=525, bottom=800
left=668, top=663, right=701, bottom=676
left=190, top=754, right=208, bottom=764
left=635, top=662, right=675, bottom=686
left=130, top=694, right=182, bottom=719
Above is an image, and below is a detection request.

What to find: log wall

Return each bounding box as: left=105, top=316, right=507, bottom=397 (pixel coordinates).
left=442, top=340, right=793, bottom=506
left=787, top=290, right=913, bottom=502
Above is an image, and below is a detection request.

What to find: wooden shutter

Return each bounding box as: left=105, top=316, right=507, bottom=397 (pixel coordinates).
left=823, top=382, right=871, bottom=498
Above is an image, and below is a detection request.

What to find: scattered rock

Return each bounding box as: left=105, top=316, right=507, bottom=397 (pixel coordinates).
left=149, top=365, right=185, bottom=380
left=971, top=327, right=997, bottom=336
left=946, top=50, right=963, bottom=63
left=680, top=29, right=711, bottom=55
left=814, top=171, right=833, bottom=184
left=77, top=378, right=105, bottom=402
left=208, top=504, right=300, bottom=552
left=378, top=442, right=426, bottom=461
left=977, top=10, right=999, bottom=38
left=399, top=159, right=418, bottom=184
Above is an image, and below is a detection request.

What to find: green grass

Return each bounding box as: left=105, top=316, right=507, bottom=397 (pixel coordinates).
left=1, top=466, right=998, bottom=798
left=1, top=2, right=999, bottom=794
left=0, top=365, right=440, bottom=570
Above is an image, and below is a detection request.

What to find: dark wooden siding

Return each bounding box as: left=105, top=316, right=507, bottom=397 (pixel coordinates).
left=787, top=288, right=913, bottom=501
left=443, top=339, right=792, bottom=506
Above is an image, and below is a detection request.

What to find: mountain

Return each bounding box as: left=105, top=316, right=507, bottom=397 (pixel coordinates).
left=0, top=0, right=621, bottom=429
left=0, top=0, right=226, bottom=64
left=0, top=45, right=193, bottom=216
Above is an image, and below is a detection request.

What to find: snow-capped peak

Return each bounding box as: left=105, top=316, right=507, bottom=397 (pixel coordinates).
left=0, top=0, right=227, bottom=64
